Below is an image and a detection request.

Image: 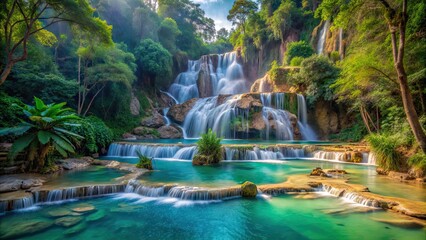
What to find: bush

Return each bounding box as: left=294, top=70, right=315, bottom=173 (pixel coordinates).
left=408, top=153, right=426, bottom=176
left=330, top=51, right=340, bottom=63
left=193, top=129, right=222, bottom=165
left=285, top=41, right=314, bottom=64
left=0, top=92, right=23, bottom=128
left=135, top=151, right=153, bottom=170
left=66, top=116, right=113, bottom=155
left=290, top=56, right=304, bottom=66
left=366, top=134, right=403, bottom=171
left=329, top=122, right=368, bottom=142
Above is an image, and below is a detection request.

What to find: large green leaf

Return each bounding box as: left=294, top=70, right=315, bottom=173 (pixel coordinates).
left=9, top=134, right=36, bottom=160
left=53, top=127, right=84, bottom=139
left=40, top=102, right=67, bottom=117
left=38, top=131, right=54, bottom=144
left=51, top=134, right=75, bottom=153
left=53, top=142, right=68, bottom=157
left=0, top=126, right=31, bottom=136
left=34, top=97, right=47, bottom=111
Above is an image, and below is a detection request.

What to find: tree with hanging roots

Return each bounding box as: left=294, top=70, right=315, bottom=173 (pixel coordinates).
left=0, top=97, right=83, bottom=172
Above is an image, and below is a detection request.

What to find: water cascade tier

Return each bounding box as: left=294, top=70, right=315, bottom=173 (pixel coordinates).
left=168, top=52, right=248, bottom=104
left=107, top=142, right=376, bottom=165
left=167, top=92, right=316, bottom=140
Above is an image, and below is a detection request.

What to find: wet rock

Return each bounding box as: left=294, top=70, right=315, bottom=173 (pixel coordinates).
left=326, top=169, right=348, bottom=175
left=122, top=132, right=137, bottom=140
left=140, top=111, right=165, bottom=128
left=48, top=209, right=72, bottom=217
left=86, top=210, right=106, bottom=222
left=388, top=171, right=416, bottom=181
left=250, top=112, right=266, bottom=130
left=132, top=127, right=159, bottom=139
left=376, top=168, right=388, bottom=175
left=294, top=193, right=320, bottom=199
left=235, top=94, right=263, bottom=109
left=310, top=167, right=328, bottom=177
left=158, top=125, right=182, bottom=139
left=57, top=157, right=93, bottom=170
left=55, top=216, right=83, bottom=227
left=0, top=180, right=21, bottom=193
left=168, top=98, right=198, bottom=124
left=371, top=218, right=425, bottom=229
left=348, top=151, right=363, bottom=163
left=64, top=222, right=88, bottom=235
left=192, top=154, right=212, bottom=166
left=250, top=74, right=274, bottom=93
left=72, top=204, right=96, bottom=214
left=241, top=181, right=257, bottom=198
left=0, top=219, right=53, bottom=239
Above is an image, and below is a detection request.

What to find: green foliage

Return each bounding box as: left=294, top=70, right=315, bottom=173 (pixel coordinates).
left=330, top=51, right=340, bottom=63
left=195, top=129, right=223, bottom=164
left=366, top=134, right=403, bottom=171
left=329, top=122, right=367, bottom=142
left=290, top=56, right=304, bottom=66
left=227, top=0, right=258, bottom=29
left=285, top=41, right=314, bottom=64
left=290, top=55, right=339, bottom=104
left=267, top=0, right=303, bottom=43
left=135, top=151, right=153, bottom=170
left=0, top=97, right=83, bottom=171
left=158, top=18, right=181, bottom=54
left=135, top=39, right=173, bottom=88
left=0, top=92, right=23, bottom=128
left=66, top=116, right=113, bottom=154
left=4, top=45, right=77, bottom=105
left=408, top=152, right=426, bottom=175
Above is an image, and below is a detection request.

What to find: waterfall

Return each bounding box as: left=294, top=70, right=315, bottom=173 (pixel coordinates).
left=163, top=108, right=171, bottom=126
left=317, top=20, right=330, bottom=54
left=107, top=143, right=181, bottom=158
left=322, top=185, right=380, bottom=207
left=172, top=146, right=197, bottom=160
left=312, top=151, right=346, bottom=161
left=168, top=52, right=248, bottom=104
left=297, top=94, right=317, bottom=140
left=224, top=146, right=306, bottom=160
left=125, top=180, right=241, bottom=201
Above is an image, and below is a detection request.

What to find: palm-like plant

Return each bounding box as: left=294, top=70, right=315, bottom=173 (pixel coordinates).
left=0, top=97, right=83, bottom=171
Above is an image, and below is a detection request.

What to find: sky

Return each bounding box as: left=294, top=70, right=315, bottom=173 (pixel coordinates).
left=193, top=0, right=235, bottom=31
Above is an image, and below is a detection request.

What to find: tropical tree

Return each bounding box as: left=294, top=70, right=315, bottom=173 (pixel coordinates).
left=158, top=18, right=181, bottom=53
left=227, top=0, right=258, bottom=32
left=0, top=0, right=112, bottom=85
left=0, top=97, right=83, bottom=171
left=316, top=0, right=426, bottom=152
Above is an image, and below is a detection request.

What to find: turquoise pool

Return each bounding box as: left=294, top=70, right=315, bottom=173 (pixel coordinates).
left=1, top=193, right=424, bottom=240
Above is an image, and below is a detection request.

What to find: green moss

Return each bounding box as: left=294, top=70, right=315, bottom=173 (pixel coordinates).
left=241, top=181, right=257, bottom=198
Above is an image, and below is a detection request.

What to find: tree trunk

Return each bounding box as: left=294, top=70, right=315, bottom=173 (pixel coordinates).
left=0, top=62, right=14, bottom=85
left=387, top=0, right=426, bottom=152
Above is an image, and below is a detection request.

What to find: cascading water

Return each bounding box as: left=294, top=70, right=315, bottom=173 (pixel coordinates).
left=296, top=94, right=317, bottom=140
left=317, top=20, right=330, bottom=54
left=168, top=52, right=248, bottom=104
left=107, top=143, right=197, bottom=160
left=224, top=146, right=306, bottom=160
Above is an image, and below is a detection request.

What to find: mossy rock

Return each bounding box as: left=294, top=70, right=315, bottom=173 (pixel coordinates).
left=0, top=219, right=53, bottom=239
left=47, top=209, right=72, bottom=218
left=241, top=181, right=257, bottom=198
left=55, top=216, right=83, bottom=227
left=192, top=154, right=217, bottom=166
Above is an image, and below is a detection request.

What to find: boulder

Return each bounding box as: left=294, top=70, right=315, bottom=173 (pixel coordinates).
left=326, top=169, right=348, bottom=175
left=140, top=111, right=165, bottom=128
left=57, top=157, right=93, bottom=170
left=167, top=98, right=198, bottom=124
left=132, top=127, right=159, bottom=139
left=348, top=151, right=363, bottom=163
left=72, top=204, right=96, bottom=214
left=310, top=167, right=328, bottom=177
left=250, top=74, right=274, bottom=93
left=241, top=181, right=257, bottom=198
left=376, top=168, right=388, bottom=175
left=235, top=94, right=263, bottom=109
left=21, top=178, right=43, bottom=189
left=192, top=155, right=211, bottom=166
left=158, top=125, right=182, bottom=139
left=0, top=180, right=22, bottom=193
left=48, top=209, right=72, bottom=217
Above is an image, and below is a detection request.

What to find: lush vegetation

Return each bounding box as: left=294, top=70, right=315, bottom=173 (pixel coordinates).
left=193, top=129, right=222, bottom=165
left=136, top=150, right=153, bottom=170
left=0, top=97, right=83, bottom=171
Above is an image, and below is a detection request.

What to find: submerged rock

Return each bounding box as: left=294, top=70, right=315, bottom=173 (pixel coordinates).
left=86, top=210, right=106, bottom=222
left=55, top=216, right=83, bottom=227
left=64, top=222, right=88, bottom=235
left=371, top=218, right=425, bottom=229
left=326, top=169, right=348, bottom=175
left=47, top=209, right=72, bottom=217
left=241, top=181, right=257, bottom=198
left=0, top=219, right=53, bottom=239
left=72, top=204, right=96, bottom=214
